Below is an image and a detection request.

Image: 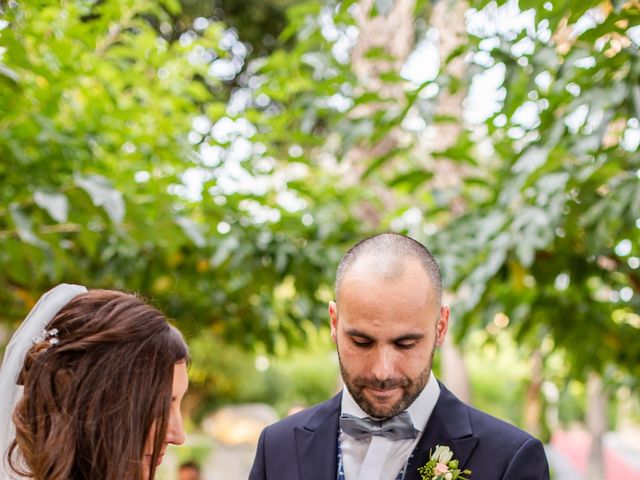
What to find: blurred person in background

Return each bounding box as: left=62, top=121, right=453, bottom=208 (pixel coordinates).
left=178, top=460, right=202, bottom=480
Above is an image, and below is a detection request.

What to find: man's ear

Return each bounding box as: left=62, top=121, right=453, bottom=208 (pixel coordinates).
left=329, top=301, right=338, bottom=343
left=435, top=304, right=450, bottom=347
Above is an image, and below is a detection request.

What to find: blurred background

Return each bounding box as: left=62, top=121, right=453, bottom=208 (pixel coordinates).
left=1, top=0, right=639, bottom=478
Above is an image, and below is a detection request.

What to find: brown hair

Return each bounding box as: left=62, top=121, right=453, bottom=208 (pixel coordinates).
left=8, top=289, right=188, bottom=480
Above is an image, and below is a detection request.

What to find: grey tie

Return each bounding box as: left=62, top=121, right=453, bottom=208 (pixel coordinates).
left=339, top=412, right=418, bottom=440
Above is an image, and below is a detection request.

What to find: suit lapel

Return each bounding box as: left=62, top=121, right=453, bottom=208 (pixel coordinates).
left=404, top=384, right=478, bottom=480
left=295, top=393, right=342, bottom=480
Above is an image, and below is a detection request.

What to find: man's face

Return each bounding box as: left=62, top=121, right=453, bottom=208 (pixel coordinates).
left=329, top=257, right=449, bottom=419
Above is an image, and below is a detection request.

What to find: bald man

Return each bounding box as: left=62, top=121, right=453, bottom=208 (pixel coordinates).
left=249, top=233, right=549, bottom=480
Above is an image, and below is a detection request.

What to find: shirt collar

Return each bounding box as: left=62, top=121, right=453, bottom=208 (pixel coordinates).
left=340, top=373, right=440, bottom=433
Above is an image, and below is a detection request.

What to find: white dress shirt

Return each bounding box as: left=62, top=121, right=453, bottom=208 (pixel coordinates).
left=339, top=373, right=440, bottom=480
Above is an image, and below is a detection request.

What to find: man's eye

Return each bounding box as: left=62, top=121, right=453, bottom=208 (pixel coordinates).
left=352, top=338, right=372, bottom=347
left=395, top=342, right=416, bottom=349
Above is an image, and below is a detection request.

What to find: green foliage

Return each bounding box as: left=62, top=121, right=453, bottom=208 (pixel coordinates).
left=558, top=381, right=587, bottom=425
left=1, top=0, right=223, bottom=320
left=239, top=0, right=640, bottom=392
left=179, top=0, right=296, bottom=57
left=464, top=333, right=529, bottom=426
left=426, top=0, right=640, bottom=387
left=0, top=0, right=367, bottom=351
left=187, top=329, right=338, bottom=419
left=237, top=0, right=640, bottom=387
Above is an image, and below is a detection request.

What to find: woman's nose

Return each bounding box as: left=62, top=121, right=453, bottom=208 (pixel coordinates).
left=166, top=409, right=186, bottom=446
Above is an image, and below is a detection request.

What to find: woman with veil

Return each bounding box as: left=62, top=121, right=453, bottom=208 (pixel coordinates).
left=0, top=284, right=189, bottom=479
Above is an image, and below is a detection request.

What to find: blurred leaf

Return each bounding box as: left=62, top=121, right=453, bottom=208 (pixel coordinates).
left=9, top=206, right=46, bottom=248
left=387, top=169, right=433, bottom=190
left=0, top=64, right=20, bottom=84
left=362, top=146, right=411, bottom=179
left=75, top=175, right=125, bottom=225
left=364, top=46, right=396, bottom=61
left=34, top=191, right=68, bottom=223
left=175, top=216, right=206, bottom=247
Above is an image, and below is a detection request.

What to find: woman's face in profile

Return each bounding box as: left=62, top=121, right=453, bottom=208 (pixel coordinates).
left=143, top=361, right=189, bottom=478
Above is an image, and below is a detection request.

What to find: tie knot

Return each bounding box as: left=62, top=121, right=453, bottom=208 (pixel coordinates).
left=339, top=412, right=417, bottom=441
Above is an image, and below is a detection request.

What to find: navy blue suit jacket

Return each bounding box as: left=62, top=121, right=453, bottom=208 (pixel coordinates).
left=249, top=383, right=550, bottom=480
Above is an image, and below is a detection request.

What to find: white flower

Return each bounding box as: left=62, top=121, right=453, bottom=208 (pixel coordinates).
left=432, top=445, right=454, bottom=464
left=420, top=444, right=471, bottom=480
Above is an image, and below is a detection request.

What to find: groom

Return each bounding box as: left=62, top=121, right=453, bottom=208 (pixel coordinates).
left=249, top=233, right=550, bottom=480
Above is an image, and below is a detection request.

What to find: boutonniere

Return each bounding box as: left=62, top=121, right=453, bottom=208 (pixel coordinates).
left=418, top=445, right=471, bottom=480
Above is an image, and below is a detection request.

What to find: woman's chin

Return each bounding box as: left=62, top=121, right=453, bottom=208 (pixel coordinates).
left=142, top=452, right=165, bottom=479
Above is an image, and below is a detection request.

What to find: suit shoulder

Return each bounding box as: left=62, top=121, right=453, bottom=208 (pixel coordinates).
left=262, top=394, right=340, bottom=437
left=467, top=404, right=539, bottom=445
left=438, top=383, right=538, bottom=445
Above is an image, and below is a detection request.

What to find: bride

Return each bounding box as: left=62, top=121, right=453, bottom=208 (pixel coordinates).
left=0, top=284, right=189, bottom=479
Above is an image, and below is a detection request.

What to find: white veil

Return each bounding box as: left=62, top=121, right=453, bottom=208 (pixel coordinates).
left=0, top=284, right=87, bottom=478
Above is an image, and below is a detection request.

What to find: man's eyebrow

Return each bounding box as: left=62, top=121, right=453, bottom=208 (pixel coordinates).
left=392, top=333, right=424, bottom=342
left=345, top=328, right=374, bottom=340
left=344, top=329, right=425, bottom=343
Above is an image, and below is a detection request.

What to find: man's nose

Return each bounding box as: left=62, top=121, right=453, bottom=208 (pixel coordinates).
left=370, top=346, right=395, bottom=381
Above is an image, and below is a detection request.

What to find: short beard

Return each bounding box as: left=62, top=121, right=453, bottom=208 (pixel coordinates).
left=337, top=343, right=435, bottom=419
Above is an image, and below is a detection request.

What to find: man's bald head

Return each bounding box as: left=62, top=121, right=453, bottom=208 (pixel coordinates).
left=335, top=233, right=442, bottom=304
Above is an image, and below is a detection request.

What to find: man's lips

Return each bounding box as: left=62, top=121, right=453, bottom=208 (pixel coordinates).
left=366, top=386, right=400, bottom=398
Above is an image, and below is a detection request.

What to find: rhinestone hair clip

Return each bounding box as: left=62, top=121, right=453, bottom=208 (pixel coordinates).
left=32, top=327, right=60, bottom=346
